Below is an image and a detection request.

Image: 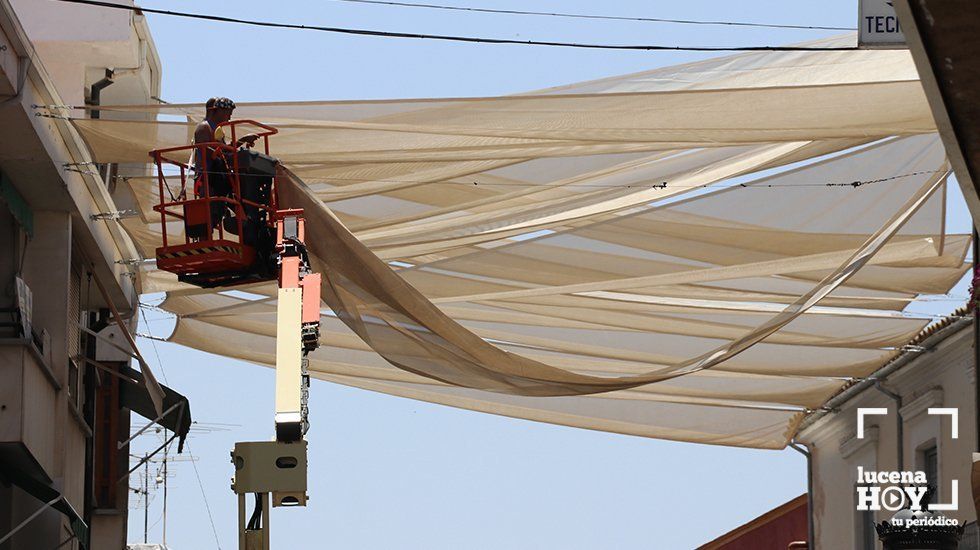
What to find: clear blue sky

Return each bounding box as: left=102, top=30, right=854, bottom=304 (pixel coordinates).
left=118, top=1, right=972, bottom=548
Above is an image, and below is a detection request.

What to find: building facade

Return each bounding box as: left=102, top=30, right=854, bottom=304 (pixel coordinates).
left=0, top=1, right=180, bottom=548
left=797, top=317, right=979, bottom=549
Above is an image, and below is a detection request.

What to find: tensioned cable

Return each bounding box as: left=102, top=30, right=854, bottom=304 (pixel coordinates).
left=137, top=302, right=215, bottom=546
left=332, top=0, right=855, bottom=32
left=184, top=439, right=222, bottom=550
left=54, top=0, right=860, bottom=52
left=139, top=305, right=170, bottom=384
left=126, top=169, right=944, bottom=190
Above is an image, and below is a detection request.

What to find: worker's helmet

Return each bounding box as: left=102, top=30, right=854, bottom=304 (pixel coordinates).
left=206, top=96, right=236, bottom=111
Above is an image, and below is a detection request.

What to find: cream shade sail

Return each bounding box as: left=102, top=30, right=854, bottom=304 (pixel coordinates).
left=81, top=36, right=970, bottom=449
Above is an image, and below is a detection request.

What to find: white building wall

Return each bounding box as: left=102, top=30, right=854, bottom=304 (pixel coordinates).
left=798, top=321, right=979, bottom=550
left=9, top=0, right=160, bottom=109
left=0, top=1, right=164, bottom=548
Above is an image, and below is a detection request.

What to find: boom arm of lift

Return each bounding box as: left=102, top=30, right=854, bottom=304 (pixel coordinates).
left=148, top=122, right=320, bottom=550
left=230, top=210, right=321, bottom=550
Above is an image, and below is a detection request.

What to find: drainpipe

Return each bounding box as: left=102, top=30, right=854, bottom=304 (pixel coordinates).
left=789, top=440, right=814, bottom=549
left=89, top=48, right=144, bottom=119
left=87, top=68, right=114, bottom=120
left=87, top=68, right=116, bottom=187
left=873, top=381, right=904, bottom=473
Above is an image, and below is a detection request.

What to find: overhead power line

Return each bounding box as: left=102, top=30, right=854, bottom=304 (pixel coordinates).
left=332, top=0, right=855, bottom=32
left=54, top=0, right=859, bottom=52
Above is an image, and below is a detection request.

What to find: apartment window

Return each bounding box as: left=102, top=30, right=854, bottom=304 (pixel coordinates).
left=67, top=358, right=80, bottom=408
left=855, top=482, right=879, bottom=550
left=68, top=264, right=82, bottom=360
left=923, top=445, right=939, bottom=499
left=67, top=265, right=83, bottom=410
left=860, top=508, right=877, bottom=549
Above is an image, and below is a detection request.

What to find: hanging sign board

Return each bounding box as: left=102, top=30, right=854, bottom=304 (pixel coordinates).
left=859, top=0, right=906, bottom=48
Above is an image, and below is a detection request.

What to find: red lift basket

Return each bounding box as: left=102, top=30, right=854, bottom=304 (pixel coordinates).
left=149, top=120, right=283, bottom=288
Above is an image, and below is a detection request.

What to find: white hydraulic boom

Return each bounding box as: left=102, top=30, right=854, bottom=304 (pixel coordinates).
left=230, top=210, right=321, bottom=550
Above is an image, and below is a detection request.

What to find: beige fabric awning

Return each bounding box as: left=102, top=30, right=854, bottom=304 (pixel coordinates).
left=78, top=36, right=969, bottom=449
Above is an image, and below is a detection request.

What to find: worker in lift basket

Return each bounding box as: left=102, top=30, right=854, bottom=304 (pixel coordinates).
left=187, top=96, right=259, bottom=239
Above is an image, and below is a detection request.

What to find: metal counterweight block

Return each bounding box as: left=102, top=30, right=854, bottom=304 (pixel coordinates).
left=231, top=440, right=309, bottom=507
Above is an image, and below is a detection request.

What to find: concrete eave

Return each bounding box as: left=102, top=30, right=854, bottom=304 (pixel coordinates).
left=795, top=313, right=972, bottom=440
left=892, top=0, right=980, bottom=225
